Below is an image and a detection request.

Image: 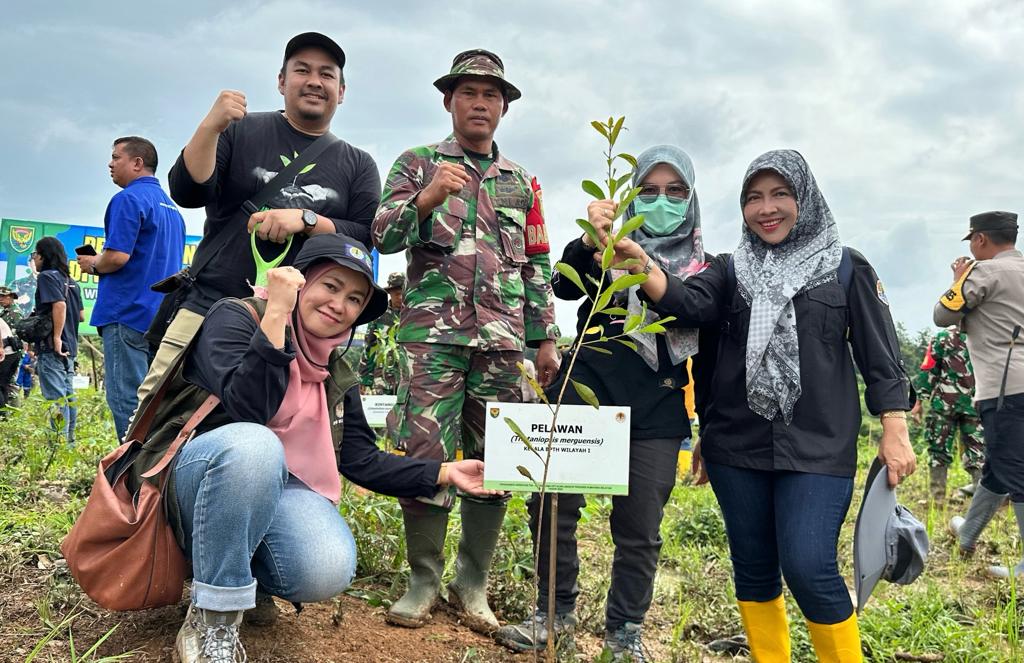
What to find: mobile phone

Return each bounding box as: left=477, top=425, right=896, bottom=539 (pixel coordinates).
left=75, top=244, right=97, bottom=256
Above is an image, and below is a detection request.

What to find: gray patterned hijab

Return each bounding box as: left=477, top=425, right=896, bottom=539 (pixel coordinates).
left=734, top=150, right=842, bottom=424
left=614, top=145, right=706, bottom=371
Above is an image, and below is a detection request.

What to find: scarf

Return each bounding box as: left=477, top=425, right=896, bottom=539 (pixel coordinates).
left=263, top=263, right=351, bottom=503
left=613, top=145, right=706, bottom=371
left=733, top=149, right=842, bottom=424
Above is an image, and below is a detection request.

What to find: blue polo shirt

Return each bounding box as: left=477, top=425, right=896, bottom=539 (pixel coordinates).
left=91, top=176, right=186, bottom=332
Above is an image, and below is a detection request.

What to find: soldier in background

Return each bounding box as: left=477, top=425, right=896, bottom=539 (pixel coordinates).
left=911, top=327, right=984, bottom=504
left=0, top=286, right=24, bottom=407
left=372, top=49, right=560, bottom=633
left=358, top=272, right=405, bottom=395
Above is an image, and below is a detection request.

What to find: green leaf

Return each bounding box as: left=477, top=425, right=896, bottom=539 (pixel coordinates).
left=617, top=152, right=639, bottom=168
left=612, top=173, right=632, bottom=196
left=594, top=287, right=614, bottom=315
left=623, top=313, right=644, bottom=333
left=505, top=417, right=538, bottom=454
left=614, top=338, right=639, bottom=352
left=554, top=262, right=587, bottom=295
left=571, top=379, right=601, bottom=409
left=517, top=465, right=534, bottom=480
left=279, top=155, right=291, bottom=167
left=606, top=272, right=647, bottom=296
left=299, top=162, right=316, bottom=174
left=600, top=240, right=615, bottom=271
left=585, top=273, right=603, bottom=288
left=610, top=259, right=642, bottom=271
left=582, top=180, right=606, bottom=200
left=609, top=116, right=626, bottom=146
left=582, top=345, right=613, bottom=355
left=615, top=214, right=646, bottom=242
left=591, top=120, right=609, bottom=138
left=584, top=325, right=603, bottom=336
left=517, top=361, right=550, bottom=405
left=617, top=186, right=642, bottom=218
left=637, top=322, right=668, bottom=334
left=601, top=306, right=629, bottom=316
left=575, top=218, right=602, bottom=248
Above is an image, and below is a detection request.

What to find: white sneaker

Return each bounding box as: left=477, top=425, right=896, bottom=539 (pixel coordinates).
left=175, top=602, right=247, bottom=663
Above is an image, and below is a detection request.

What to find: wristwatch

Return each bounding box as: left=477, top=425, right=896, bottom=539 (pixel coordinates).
left=301, top=209, right=318, bottom=234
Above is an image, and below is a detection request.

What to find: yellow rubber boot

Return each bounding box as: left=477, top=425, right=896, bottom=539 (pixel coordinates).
left=806, top=612, right=863, bottom=663
left=737, top=594, right=791, bottom=662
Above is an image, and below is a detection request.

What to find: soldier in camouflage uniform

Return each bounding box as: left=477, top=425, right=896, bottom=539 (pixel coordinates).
left=912, top=326, right=985, bottom=503
left=0, top=286, right=24, bottom=407
left=372, top=49, right=560, bottom=634
left=357, top=272, right=406, bottom=395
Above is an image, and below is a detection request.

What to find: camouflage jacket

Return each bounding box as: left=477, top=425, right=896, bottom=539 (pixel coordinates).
left=913, top=328, right=978, bottom=415
left=0, top=304, right=22, bottom=328
left=372, top=136, right=558, bottom=351
left=357, top=306, right=402, bottom=392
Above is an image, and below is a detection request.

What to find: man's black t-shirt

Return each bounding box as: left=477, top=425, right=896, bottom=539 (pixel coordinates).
left=169, top=111, right=381, bottom=314
left=35, top=270, right=83, bottom=358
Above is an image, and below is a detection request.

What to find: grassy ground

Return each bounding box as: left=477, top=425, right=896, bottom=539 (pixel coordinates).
left=1, top=389, right=1022, bottom=661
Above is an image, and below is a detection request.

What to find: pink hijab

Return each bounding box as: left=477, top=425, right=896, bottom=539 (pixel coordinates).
left=264, top=263, right=358, bottom=504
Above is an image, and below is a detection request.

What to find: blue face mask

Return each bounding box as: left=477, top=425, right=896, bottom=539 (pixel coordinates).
left=634, top=195, right=690, bottom=236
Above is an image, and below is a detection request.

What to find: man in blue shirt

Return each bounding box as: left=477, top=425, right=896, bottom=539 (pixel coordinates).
left=77, top=136, right=186, bottom=442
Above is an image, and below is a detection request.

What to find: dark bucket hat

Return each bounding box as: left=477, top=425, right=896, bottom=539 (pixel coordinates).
left=293, top=234, right=387, bottom=327
left=433, top=49, right=521, bottom=102
left=853, top=458, right=929, bottom=614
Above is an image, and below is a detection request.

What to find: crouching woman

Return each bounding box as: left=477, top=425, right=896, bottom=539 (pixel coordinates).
left=128, top=234, right=493, bottom=662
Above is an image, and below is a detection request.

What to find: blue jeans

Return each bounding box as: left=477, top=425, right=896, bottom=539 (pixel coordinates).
left=705, top=462, right=855, bottom=624
left=36, top=352, right=77, bottom=445
left=172, top=422, right=357, bottom=612
left=99, top=323, right=150, bottom=443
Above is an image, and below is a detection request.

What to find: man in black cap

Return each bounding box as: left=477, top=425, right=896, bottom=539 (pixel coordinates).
left=935, top=211, right=1024, bottom=578
left=137, top=32, right=381, bottom=407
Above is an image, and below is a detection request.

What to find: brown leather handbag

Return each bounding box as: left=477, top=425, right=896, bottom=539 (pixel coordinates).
left=60, top=387, right=220, bottom=611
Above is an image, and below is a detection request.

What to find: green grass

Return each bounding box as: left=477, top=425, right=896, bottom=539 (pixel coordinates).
left=1, top=389, right=1022, bottom=661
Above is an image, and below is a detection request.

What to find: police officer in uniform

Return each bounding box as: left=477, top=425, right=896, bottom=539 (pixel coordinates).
left=938, top=211, right=1024, bottom=578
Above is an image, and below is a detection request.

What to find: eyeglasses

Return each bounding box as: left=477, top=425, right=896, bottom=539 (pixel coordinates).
left=638, top=184, right=690, bottom=203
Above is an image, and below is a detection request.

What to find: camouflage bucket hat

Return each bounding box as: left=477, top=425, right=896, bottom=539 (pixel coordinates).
left=433, top=49, right=522, bottom=102
left=0, top=286, right=14, bottom=297
left=385, top=272, right=406, bottom=291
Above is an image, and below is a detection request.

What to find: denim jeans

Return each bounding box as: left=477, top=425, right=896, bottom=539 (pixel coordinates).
left=977, top=394, right=1024, bottom=502
left=172, top=422, right=357, bottom=612
left=705, top=462, right=855, bottom=624
left=36, top=351, right=77, bottom=445
left=99, top=323, right=150, bottom=443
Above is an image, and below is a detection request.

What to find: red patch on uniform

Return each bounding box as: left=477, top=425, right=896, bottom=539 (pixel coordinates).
left=525, top=176, right=550, bottom=255
left=920, top=342, right=936, bottom=371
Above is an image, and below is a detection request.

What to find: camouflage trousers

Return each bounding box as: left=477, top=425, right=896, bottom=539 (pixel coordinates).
left=924, top=408, right=985, bottom=470
left=393, top=342, right=522, bottom=513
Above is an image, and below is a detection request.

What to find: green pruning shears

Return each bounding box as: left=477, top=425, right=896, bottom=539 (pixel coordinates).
left=251, top=221, right=293, bottom=287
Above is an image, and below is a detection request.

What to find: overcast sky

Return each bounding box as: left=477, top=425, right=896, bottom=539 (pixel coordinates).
left=2, top=0, right=1021, bottom=336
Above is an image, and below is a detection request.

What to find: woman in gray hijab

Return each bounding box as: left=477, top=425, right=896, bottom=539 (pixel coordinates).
left=609, top=150, right=916, bottom=662
left=496, top=145, right=712, bottom=662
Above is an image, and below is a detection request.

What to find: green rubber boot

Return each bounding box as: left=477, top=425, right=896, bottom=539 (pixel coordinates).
left=386, top=509, right=449, bottom=628
left=447, top=498, right=506, bottom=634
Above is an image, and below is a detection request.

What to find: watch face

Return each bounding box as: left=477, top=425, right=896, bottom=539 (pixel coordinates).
left=302, top=209, right=317, bottom=228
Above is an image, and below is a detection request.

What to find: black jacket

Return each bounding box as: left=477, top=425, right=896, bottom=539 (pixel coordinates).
left=547, top=238, right=715, bottom=441
left=648, top=249, right=909, bottom=477
left=127, top=297, right=443, bottom=540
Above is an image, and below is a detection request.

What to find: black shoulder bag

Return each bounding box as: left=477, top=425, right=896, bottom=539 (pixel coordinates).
left=144, top=130, right=339, bottom=349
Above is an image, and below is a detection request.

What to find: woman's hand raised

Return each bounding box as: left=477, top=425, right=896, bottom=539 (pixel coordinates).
left=265, top=267, right=305, bottom=317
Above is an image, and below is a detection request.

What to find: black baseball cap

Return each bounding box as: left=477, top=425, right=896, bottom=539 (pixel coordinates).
left=962, top=210, right=1018, bottom=241
left=294, top=234, right=387, bottom=327
left=284, top=32, right=346, bottom=70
